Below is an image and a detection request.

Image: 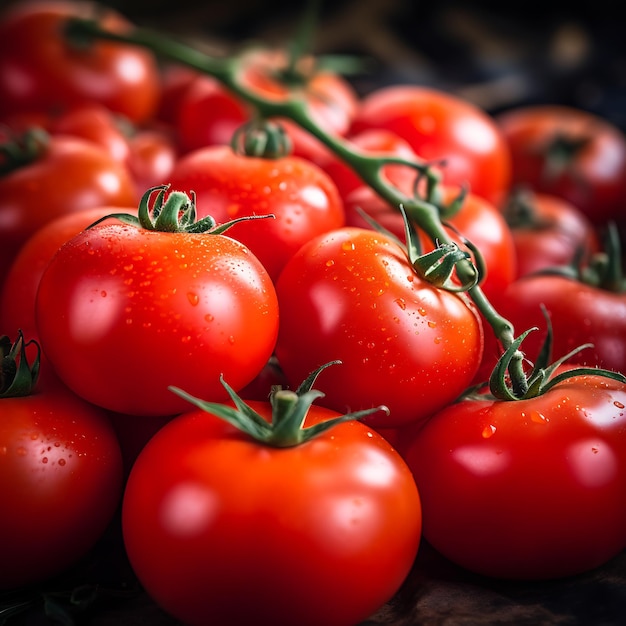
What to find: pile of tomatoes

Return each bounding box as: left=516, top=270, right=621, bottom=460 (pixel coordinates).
left=1, top=1, right=626, bottom=625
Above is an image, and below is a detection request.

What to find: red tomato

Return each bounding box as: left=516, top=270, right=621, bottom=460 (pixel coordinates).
left=478, top=273, right=626, bottom=380
left=401, top=372, right=626, bottom=579
left=344, top=184, right=517, bottom=301
left=0, top=335, right=123, bottom=589
left=34, top=192, right=280, bottom=416
left=504, top=190, right=599, bottom=278
left=497, top=105, right=626, bottom=224
left=0, top=1, right=161, bottom=123
left=0, top=133, right=136, bottom=291
left=274, top=227, right=484, bottom=428
left=0, top=205, right=137, bottom=340
left=122, top=398, right=421, bottom=626
left=167, top=144, right=345, bottom=281
left=350, top=85, right=512, bottom=207
left=176, top=49, right=358, bottom=164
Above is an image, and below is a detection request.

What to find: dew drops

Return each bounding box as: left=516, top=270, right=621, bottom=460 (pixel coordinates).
left=187, top=292, right=199, bottom=306
left=394, top=298, right=406, bottom=310
left=428, top=320, right=437, bottom=328
left=342, top=240, right=355, bottom=252
left=100, top=290, right=107, bottom=297
left=531, top=411, right=548, bottom=424
left=591, top=447, right=599, bottom=454
left=418, top=307, right=427, bottom=316
left=228, top=336, right=235, bottom=345
left=482, top=424, right=496, bottom=439
left=325, top=259, right=335, bottom=267
left=614, top=401, right=625, bottom=409
left=205, top=314, right=214, bottom=322
left=42, top=457, right=48, bottom=464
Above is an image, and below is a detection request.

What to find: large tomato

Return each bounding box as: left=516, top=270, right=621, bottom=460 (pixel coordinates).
left=0, top=131, right=136, bottom=291
left=122, top=387, right=421, bottom=626
left=350, top=85, right=512, bottom=207
left=167, top=144, right=345, bottom=281
left=401, top=371, right=626, bottom=579
left=0, top=333, right=123, bottom=589
left=0, top=0, right=161, bottom=123
left=274, top=226, right=484, bottom=428
left=497, top=104, right=626, bottom=224
left=35, top=188, right=279, bottom=416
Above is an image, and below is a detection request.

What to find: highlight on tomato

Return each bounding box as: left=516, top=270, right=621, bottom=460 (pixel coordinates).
left=35, top=186, right=280, bottom=416
left=0, top=331, right=124, bottom=590
left=122, top=364, right=422, bottom=626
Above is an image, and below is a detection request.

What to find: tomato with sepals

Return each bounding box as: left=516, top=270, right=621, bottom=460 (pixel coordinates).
left=274, top=226, right=484, bottom=428
left=35, top=187, right=279, bottom=416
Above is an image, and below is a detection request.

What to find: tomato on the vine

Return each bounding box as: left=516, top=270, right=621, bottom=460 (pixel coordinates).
left=401, top=371, right=626, bottom=580
left=122, top=374, right=422, bottom=626
left=35, top=187, right=279, bottom=416
left=0, top=333, right=123, bottom=590
left=0, top=1, right=161, bottom=123
left=350, top=85, right=512, bottom=207
left=274, top=226, right=483, bottom=428
left=167, top=143, right=345, bottom=282
left=497, top=104, right=626, bottom=224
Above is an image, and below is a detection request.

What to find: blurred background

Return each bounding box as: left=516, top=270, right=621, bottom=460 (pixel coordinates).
left=84, top=0, right=626, bottom=130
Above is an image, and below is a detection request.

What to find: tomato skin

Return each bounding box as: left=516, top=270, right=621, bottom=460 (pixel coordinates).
left=497, top=105, right=626, bottom=224
left=350, top=85, right=512, bottom=207
left=344, top=184, right=517, bottom=301
left=167, top=145, right=345, bottom=281
left=122, top=401, right=422, bottom=626
left=0, top=135, right=136, bottom=291
left=401, top=374, right=626, bottom=579
left=274, top=227, right=483, bottom=428
left=35, top=222, right=279, bottom=416
left=507, top=192, right=599, bottom=278
left=0, top=205, right=136, bottom=341
left=0, top=1, right=161, bottom=123
left=0, top=384, right=123, bottom=589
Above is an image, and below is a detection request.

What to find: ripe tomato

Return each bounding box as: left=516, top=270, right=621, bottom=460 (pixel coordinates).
left=344, top=184, right=517, bottom=301
left=0, top=205, right=137, bottom=341
left=504, top=190, right=599, bottom=278
left=497, top=105, right=626, bottom=224
left=274, top=227, right=484, bottom=428
left=167, top=144, right=345, bottom=281
left=0, top=0, right=161, bottom=123
left=176, top=49, right=358, bottom=164
left=0, top=334, right=123, bottom=589
left=0, top=132, right=136, bottom=291
left=350, top=85, right=512, bottom=207
left=122, top=396, right=421, bottom=626
left=401, top=372, right=626, bottom=579
left=35, top=189, right=280, bottom=416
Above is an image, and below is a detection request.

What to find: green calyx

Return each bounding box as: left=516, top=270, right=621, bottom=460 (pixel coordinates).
left=87, top=185, right=275, bottom=234
left=0, top=128, right=49, bottom=176
left=169, top=361, right=389, bottom=448
left=0, top=331, right=40, bottom=397
left=231, top=119, right=292, bottom=159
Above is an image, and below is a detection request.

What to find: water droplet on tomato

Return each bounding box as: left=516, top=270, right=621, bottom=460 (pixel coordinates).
left=342, top=240, right=355, bottom=251
left=325, top=259, right=335, bottom=267
left=428, top=320, right=437, bottom=328
left=482, top=424, right=496, bottom=439
left=531, top=411, right=548, bottom=424
left=614, top=401, right=625, bottom=409
left=42, top=457, right=48, bottom=464
left=58, top=459, right=66, bottom=466
left=187, top=292, right=199, bottom=306
left=418, top=307, right=427, bottom=316
left=394, top=298, right=406, bottom=310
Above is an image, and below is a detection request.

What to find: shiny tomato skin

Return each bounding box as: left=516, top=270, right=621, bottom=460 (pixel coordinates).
left=497, top=105, right=626, bottom=224
left=167, top=145, right=345, bottom=281
left=0, top=205, right=136, bottom=341
left=122, top=401, right=422, bottom=626
left=350, top=85, right=512, bottom=207
left=35, top=222, right=279, bottom=416
left=0, top=135, right=136, bottom=291
left=0, top=1, right=161, bottom=123
left=274, top=227, right=484, bottom=428
left=0, top=385, right=124, bottom=589
left=401, top=374, right=626, bottom=579
left=344, top=184, right=517, bottom=301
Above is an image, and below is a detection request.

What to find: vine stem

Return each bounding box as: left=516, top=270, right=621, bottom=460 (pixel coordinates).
left=64, top=17, right=523, bottom=388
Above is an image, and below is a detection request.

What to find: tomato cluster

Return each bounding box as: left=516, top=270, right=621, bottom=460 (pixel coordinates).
left=1, top=1, right=626, bottom=624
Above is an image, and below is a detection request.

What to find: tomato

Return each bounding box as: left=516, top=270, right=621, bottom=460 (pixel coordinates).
left=0, top=334, right=123, bottom=589
left=35, top=189, right=279, bottom=416
left=122, top=394, right=421, bottom=626
left=478, top=273, right=626, bottom=380
left=274, top=227, right=484, bottom=428
left=0, top=132, right=136, bottom=291
left=0, top=0, right=161, bottom=123
left=497, top=105, right=626, bottom=224
left=344, top=184, right=517, bottom=301
left=0, top=205, right=137, bottom=341
left=167, top=144, right=345, bottom=281
left=176, top=49, right=358, bottom=164
left=350, top=85, right=512, bottom=207
left=504, top=190, right=599, bottom=279
left=401, top=372, right=626, bottom=579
